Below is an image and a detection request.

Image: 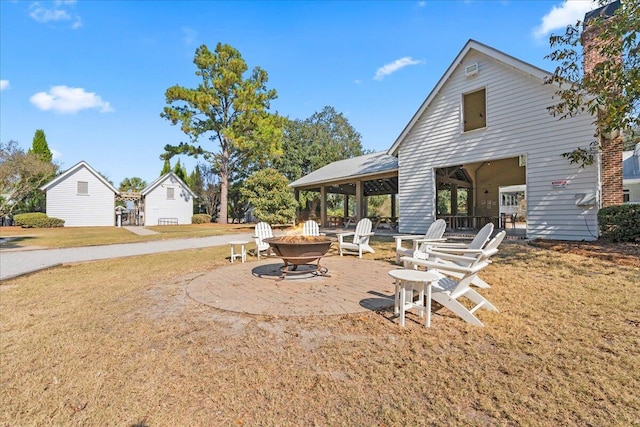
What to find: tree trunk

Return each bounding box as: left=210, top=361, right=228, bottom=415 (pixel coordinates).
left=219, top=172, right=228, bottom=224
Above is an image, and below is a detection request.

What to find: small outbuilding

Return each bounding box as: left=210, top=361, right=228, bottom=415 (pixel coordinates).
left=141, top=172, right=196, bottom=226
left=40, top=163, right=197, bottom=227
left=40, top=161, right=118, bottom=227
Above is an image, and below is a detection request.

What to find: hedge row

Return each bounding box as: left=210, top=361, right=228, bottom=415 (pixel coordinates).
left=598, top=204, right=640, bottom=242
left=13, top=212, right=65, bottom=228
left=192, top=214, right=212, bottom=224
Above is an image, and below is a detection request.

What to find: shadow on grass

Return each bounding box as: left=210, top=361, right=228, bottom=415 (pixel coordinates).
left=0, top=236, right=36, bottom=249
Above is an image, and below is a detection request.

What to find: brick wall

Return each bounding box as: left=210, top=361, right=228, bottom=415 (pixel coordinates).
left=600, top=135, right=624, bottom=207
left=582, top=3, right=623, bottom=207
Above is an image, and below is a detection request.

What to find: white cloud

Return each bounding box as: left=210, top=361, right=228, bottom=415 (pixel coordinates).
left=51, top=148, right=62, bottom=160
left=374, top=57, right=424, bottom=81
left=418, top=1, right=426, bottom=7
left=30, top=85, right=114, bottom=114
left=29, top=1, right=82, bottom=29
left=0, top=80, right=9, bottom=91
left=533, top=0, right=598, bottom=39
left=182, top=27, right=197, bottom=46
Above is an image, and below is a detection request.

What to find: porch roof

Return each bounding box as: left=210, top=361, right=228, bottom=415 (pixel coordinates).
left=289, top=151, right=398, bottom=190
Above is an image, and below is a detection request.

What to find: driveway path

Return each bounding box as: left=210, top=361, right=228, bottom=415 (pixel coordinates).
left=0, top=233, right=256, bottom=281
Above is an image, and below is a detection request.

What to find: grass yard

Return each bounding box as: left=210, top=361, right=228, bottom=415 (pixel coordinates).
left=1, top=237, right=639, bottom=425
left=0, top=223, right=254, bottom=249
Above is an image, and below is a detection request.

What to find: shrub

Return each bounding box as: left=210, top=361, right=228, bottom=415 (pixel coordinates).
left=192, top=213, right=212, bottom=224
left=598, top=204, right=640, bottom=242
left=241, top=168, right=297, bottom=225
left=13, top=212, right=65, bottom=228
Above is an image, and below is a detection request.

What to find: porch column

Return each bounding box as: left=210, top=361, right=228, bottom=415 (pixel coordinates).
left=320, top=186, right=327, bottom=227
left=294, top=189, right=300, bottom=223
left=343, top=194, right=349, bottom=222
left=355, top=181, right=363, bottom=222
left=391, top=194, right=397, bottom=218
left=451, top=185, right=458, bottom=215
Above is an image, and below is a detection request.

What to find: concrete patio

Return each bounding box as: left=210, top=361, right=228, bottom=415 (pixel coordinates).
left=187, top=256, right=399, bottom=316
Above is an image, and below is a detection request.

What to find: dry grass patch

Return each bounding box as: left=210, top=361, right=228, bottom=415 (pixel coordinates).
left=1, top=240, right=639, bottom=425
left=0, top=223, right=253, bottom=250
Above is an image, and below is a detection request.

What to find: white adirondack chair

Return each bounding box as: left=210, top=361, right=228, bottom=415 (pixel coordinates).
left=400, top=231, right=506, bottom=326
left=394, top=219, right=447, bottom=264
left=253, top=222, right=274, bottom=260
left=419, top=222, right=495, bottom=288
left=337, top=218, right=375, bottom=258
left=302, top=220, right=324, bottom=236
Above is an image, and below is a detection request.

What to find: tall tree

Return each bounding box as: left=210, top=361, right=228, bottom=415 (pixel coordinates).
left=161, top=158, right=171, bottom=175
left=196, top=163, right=221, bottom=220
left=273, top=106, right=365, bottom=215
left=118, top=177, right=147, bottom=192
left=173, top=159, right=187, bottom=181
left=545, top=0, right=639, bottom=166
left=0, top=140, right=56, bottom=217
left=28, top=129, right=53, bottom=162
left=161, top=43, right=283, bottom=224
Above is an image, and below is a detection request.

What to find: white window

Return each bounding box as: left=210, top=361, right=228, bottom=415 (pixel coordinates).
left=167, top=187, right=175, bottom=200
left=77, top=181, right=89, bottom=195
left=463, top=88, right=486, bottom=132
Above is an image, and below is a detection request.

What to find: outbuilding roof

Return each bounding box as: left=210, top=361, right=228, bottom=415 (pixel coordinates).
left=142, top=172, right=197, bottom=198
left=289, top=151, right=398, bottom=189
left=40, top=160, right=119, bottom=193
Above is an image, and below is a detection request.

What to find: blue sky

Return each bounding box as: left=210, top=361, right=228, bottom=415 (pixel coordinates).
left=0, top=0, right=599, bottom=186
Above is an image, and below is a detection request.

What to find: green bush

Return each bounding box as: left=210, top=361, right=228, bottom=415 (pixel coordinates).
left=192, top=213, right=212, bottom=224
left=598, top=204, right=640, bottom=242
left=13, top=212, right=65, bottom=228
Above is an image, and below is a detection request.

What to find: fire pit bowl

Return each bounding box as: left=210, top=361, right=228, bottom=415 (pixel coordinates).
left=263, top=235, right=336, bottom=279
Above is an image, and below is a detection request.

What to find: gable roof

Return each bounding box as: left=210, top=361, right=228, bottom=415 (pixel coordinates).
left=289, top=151, right=398, bottom=189
left=387, top=39, right=553, bottom=156
left=40, top=160, right=119, bottom=193
left=141, top=171, right=197, bottom=198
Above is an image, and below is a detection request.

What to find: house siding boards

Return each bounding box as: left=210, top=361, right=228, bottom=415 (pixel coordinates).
left=396, top=44, right=599, bottom=240
left=142, top=173, right=194, bottom=225
left=43, top=163, right=117, bottom=227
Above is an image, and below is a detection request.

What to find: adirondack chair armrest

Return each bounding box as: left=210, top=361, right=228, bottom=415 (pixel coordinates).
left=359, top=232, right=375, bottom=237
left=394, top=234, right=420, bottom=242
left=424, top=250, right=478, bottom=264
left=428, top=242, right=467, bottom=248
left=336, top=232, right=355, bottom=237
left=414, top=238, right=447, bottom=244
left=401, top=256, right=489, bottom=275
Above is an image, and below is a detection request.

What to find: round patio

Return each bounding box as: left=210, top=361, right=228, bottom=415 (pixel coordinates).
left=187, top=256, right=398, bottom=316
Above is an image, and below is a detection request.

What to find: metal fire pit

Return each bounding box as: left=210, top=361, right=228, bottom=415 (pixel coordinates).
left=263, top=236, right=335, bottom=280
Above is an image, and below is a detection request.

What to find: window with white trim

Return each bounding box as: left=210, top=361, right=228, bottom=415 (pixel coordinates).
left=77, top=181, right=89, bottom=195
left=167, top=187, right=175, bottom=200
left=463, top=88, right=486, bottom=132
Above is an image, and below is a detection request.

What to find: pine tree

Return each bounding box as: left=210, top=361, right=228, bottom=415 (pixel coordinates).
left=29, top=129, right=53, bottom=162
left=173, top=159, right=187, bottom=181
left=161, top=158, right=171, bottom=175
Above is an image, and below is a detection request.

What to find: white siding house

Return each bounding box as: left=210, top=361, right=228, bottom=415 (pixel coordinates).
left=40, top=161, right=118, bottom=227
left=388, top=40, right=600, bottom=241
left=142, top=172, right=196, bottom=225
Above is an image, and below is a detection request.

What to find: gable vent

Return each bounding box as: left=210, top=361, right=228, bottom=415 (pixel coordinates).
left=465, top=63, right=479, bottom=77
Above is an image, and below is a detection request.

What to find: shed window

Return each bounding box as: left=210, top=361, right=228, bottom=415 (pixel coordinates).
left=77, top=181, right=89, bottom=195
left=463, top=88, right=486, bottom=132
left=167, top=187, right=175, bottom=200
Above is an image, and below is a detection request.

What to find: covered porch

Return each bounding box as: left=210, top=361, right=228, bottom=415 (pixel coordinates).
left=289, top=152, right=399, bottom=229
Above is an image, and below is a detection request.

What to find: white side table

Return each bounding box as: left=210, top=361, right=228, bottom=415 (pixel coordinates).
left=388, top=269, right=440, bottom=327
left=229, top=240, right=249, bottom=263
